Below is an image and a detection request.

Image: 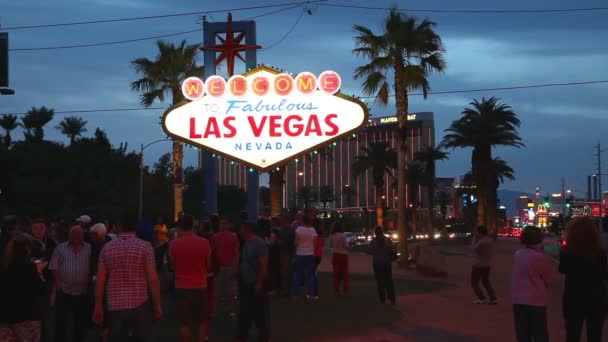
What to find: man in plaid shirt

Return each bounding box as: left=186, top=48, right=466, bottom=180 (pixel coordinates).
left=92, top=213, right=162, bottom=341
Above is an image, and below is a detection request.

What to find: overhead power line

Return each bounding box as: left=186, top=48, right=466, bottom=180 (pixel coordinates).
left=6, top=79, right=607, bottom=116
left=358, top=80, right=608, bottom=98
left=1, top=0, right=326, bottom=30
left=318, top=3, right=608, bottom=14
left=9, top=4, right=304, bottom=52
left=260, top=8, right=305, bottom=51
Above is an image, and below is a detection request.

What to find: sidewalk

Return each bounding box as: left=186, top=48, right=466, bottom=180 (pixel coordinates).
left=314, top=239, right=606, bottom=342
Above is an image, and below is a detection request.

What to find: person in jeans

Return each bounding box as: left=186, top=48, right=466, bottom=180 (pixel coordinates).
left=212, top=217, right=240, bottom=317
left=511, top=226, right=554, bottom=342
left=234, top=222, right=269, bottom=342
left=330, top=221, right=349, bottom=296
left=169, top=214, right=211, bottom=342
left=277, top=215, right=295, bottom=297
left=0, top=235, right=48, bottom=342
left=49, top=226, right=91, bottom=342
left=312, top=218, right=325, bottom=299
left=559, top=217, right=607, bottom=342
left=93, top=213, right=162, bottom=342
left=471, top=225, right=497, bottom=304
left=292, top=215, right=317, bottom=300
left=368, top=226, right=396, bottom=304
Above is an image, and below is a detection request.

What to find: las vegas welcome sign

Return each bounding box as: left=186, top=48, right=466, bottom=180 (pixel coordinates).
left=162, top=65, right=369, bottom=172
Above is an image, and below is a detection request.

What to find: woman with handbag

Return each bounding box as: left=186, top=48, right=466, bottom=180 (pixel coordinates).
left=368, top=226, right=396, bottom=305
left=559, top=217, right=607, bottom=342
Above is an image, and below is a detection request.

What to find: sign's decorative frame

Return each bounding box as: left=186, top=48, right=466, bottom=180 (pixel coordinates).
left=161, top=65, right=369, bottom=172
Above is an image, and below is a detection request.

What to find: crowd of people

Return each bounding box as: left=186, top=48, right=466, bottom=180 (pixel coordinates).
left=4, top=206, right=602, bottom=342
left=0, top=208, right=358, bottom=342
left=472, top=217, right=607, bottom=342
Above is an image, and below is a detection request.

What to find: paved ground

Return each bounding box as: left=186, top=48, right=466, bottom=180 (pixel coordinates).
left=313, top=238, right=608, bottom=342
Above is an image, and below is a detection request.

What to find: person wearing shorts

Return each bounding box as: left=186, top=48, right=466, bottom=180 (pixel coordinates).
left=169, top=214, right=212, bottom=342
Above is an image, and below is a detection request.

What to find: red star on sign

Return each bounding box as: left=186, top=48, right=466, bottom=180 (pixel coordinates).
left=200, top=13, right=262, bottom=77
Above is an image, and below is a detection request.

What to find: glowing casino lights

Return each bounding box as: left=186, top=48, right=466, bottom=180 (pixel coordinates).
left=182, top=71, right=341, bottom=101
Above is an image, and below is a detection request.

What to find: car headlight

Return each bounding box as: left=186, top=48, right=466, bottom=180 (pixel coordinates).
left=391, top=233, right=398, bottom=240
left=434, top=233, right=441, bottom=239
left=449, top=233, right=455, bottom=239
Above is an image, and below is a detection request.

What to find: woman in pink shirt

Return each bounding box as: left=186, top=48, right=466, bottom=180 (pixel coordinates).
left=511, top=226, right=554, bottom=342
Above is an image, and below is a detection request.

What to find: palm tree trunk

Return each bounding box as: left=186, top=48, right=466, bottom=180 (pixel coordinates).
left=472, top=146, right=491, bottom=230
left=486, top=184, right=498, bottom=235
left=269, top=167, right=285, bottom=216
left=172, top=140, right=183, bottom=222
left=395, top=63, right=409, bottom=261
left=427, top=185, right=434, bottom=234
left=375, top=187, right=384, bottom=227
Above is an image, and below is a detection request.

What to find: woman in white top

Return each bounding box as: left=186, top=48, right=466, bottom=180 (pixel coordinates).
left=330, top=221, right=349, bottom=295
left=291, top=215, right=317, bottom=299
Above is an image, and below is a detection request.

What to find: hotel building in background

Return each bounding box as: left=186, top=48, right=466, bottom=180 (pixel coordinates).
left=213, top=112, right=436, bottom=211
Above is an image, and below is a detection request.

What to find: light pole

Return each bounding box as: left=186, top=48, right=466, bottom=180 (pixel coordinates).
left=139, top=139, right=171, bottom=218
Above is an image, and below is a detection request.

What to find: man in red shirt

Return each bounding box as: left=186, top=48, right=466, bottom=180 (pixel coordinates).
left=169, top=214, right=211, bottom=342
left=212, top=217, right=240, bottom=317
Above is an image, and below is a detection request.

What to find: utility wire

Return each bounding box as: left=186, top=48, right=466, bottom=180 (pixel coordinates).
left=359, top=80, right=608, bottom=98
left=319, top=3, right=608, bottom=14
left=260, top=8, right=305, bottom=51
left=1, top=0, right=326, bottom=30
left=6, top=80, right=608, bottom=115
left=9, top=4, right=304, bottom=52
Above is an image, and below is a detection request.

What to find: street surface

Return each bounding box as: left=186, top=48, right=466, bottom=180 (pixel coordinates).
left=314, top=238, right=608, bottom=342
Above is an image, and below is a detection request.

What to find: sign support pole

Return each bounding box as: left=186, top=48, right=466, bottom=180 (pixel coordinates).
left=201, top=16, right=259, bottom=220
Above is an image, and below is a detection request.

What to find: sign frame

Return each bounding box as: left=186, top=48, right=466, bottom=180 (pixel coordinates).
left=161, top=65, right=369, bottom=172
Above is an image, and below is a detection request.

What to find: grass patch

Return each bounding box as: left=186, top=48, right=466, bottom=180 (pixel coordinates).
left=151, top=272, right=447, bottom=341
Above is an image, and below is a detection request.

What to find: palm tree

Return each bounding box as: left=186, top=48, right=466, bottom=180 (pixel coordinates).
left=319, top=185, right=335, bottom=210
left=415, top=146, right=449, bottom=232
left=441, top=97, right=523, bottom=234
left=353, top=9, right=446, bottom=257
left=487, top=157, right=515, bottom=233
left=297, top=186, right=315, bottom=210
left=56, top=116, right=87, bottom=145
left=20, top=106, right=55, bottom=141
left=342, top=185, right=357, bottom=208
left=405, top=161, right=426, bottom=236
left=352, top=141, right=397, bottom=227
left=131, top=39, right=204, bottom=221
left=0, top=114, right=18, bottom=147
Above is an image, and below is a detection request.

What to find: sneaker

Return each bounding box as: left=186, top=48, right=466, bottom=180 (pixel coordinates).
left=488, top=300, right=498, bottom=305
left=473, top=299, right=486, bottom=304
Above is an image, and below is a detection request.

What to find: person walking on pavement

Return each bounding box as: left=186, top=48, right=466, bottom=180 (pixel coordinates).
left=93, top=213, right=162, bottom=342
left=49, top=225, right=92, bottom=342
left=511, top=226, right=554, bottom=342
left=234, top=222, right=269, bottom=342
left=368, top=226, right=396, bottom=305
left=169, top=214, right=212, bottom=342
left=292, top=215, right=317, bottom=300
left=559, top=217, right=607, bottom=342
left=330, top=221, right=349, bottom=296
left=471, top=225, right=497, bottom=304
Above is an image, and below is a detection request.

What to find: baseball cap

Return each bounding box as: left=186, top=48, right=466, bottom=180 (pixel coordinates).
left=77, top=215, right=92, bottom=224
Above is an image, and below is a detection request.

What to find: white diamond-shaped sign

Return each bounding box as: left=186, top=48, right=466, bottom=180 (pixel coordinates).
left=162, top=66, right=368, bottom=172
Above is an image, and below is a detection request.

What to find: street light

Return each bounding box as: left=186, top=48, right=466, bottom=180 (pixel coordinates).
left=139, top=139, right=171, bottom=218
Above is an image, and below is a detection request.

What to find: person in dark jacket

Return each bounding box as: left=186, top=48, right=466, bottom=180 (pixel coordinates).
left=368, top=225, right=396, bottom=305
left=559, top=217, right=608, bottom=342
left=0, top=234, right=47, bottom=342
